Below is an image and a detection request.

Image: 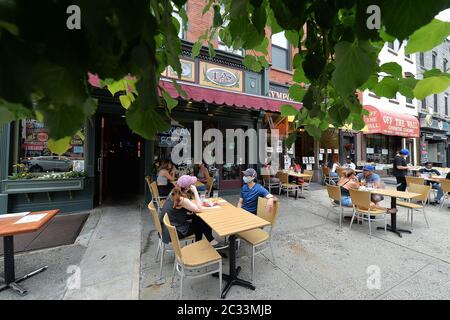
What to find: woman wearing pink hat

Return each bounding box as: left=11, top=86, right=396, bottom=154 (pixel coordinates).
left=159, top=175, right=220, bottom=247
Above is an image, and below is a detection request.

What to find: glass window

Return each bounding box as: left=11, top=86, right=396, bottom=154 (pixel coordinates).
left=434, top=94, right=438, bottom=112
left=432, top=51, right=437, bottom=68
left=365, top=134, right=401, bottom=164
left=271, top=32, right=290, bottom=70
left=387, top=42, right=395, bottom=50
left=422, top=98, right=427, bottom=109
left=19, top=120, right=85, bottom=173
left=217, top=4, right=244, bottom=56
left=444, top=58, right=448, bottom=72
left=419, top=52, right=425, bottom=66
left=445, top=95, right=448, bottom=116
left=172, top=3, right=185, bottom=39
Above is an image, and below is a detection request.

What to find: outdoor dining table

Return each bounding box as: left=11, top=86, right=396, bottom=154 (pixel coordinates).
left=196, top=200, right=270, bottom=299
left=286, top=171, right=313, bottom=199
left=0, top=209, right=59, bottom=295
left=370, top=189, right=420, bottom=238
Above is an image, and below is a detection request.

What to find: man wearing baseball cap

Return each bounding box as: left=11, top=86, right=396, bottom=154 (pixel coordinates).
left=237, top=168, right=275, bottom=215
left=357, top=165, right=384, bottom=204
left=393, top=149, right=410, bottom=191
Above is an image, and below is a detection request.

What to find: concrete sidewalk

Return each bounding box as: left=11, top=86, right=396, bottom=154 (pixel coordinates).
left=63, top=202, right=142, bottom=300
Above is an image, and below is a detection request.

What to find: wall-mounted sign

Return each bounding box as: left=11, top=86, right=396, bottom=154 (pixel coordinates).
left=199, top=62, right=243, bottom=92
left=382, top=149, right=388, bottom=155
left=366, top=148, right=375, bottom=154
left=334, top=149, right=339, bottom=154
left=165, top=59, right=196, bottom=82
left=268, top=83, right=293, bottom=101
left=320, top=149, right=325, bottom=154
left=302, top=157, right=309, bottom=164
left=308, top=157, right=315, bottom=164
left=327, top=149, right=332, bottom=153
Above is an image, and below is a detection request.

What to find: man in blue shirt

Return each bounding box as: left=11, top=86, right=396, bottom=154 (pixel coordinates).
left=237, top=168, right=275, bottom=214
left=357, top=165, right=384, bottom=205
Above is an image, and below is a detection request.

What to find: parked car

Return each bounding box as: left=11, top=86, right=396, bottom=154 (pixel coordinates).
left=22, top=156, right=73, bottom=172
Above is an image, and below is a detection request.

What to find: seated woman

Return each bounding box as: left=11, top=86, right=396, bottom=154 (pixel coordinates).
left=289, top=159, right=304, bottom=184
left=159, top=175, right=219, bottom=246
left=156, top=160, right=175, bottom=197
left=195, top=162, right=210, bottom=192
left=337, top=169, right=360, bottom=207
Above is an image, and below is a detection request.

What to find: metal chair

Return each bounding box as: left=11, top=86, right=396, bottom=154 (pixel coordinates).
left=322, top=167, right=339, bottom=185
left=325, top=184, right=352, bottom=228
left=398, top=183, right=431, bottom=228
left=440, top=179, right=450, bottom=208
left=237, top=197, right=280, bottom=281
left=261, top=174, right=281, bottom=194
left=349, top=189, right=387, bottom=237
left=147, top=179, right=167, bottom=213
left=300, top=170, right=314, bottom=194
left=163, top=214, right=222, bottom=299
left=277, top=171, right=300, bottom=198
left=148, top=203, right=194, bottom=278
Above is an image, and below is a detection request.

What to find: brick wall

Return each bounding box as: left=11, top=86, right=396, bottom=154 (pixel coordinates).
left=184, top=0, right=294, bottom=85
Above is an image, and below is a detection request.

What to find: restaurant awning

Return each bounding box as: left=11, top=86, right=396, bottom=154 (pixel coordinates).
left=362, top=105, right=420, bottom=138
left=160, top=79, right=302, bottom=113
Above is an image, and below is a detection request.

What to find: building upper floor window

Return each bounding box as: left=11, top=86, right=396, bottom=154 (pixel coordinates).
left=271, top=32, right=290, bottom=70
left=444, top=58, right=448, bottom=72
left=419, top=52, right=425, bottom=67
left=445, top=94, right=449, bottom=116
left=387, top=42, right=395, bottom=50
left=172, top=3, right=186, bottom=39
left=434, top=94, right=438, bottom=113
left=422, top=98, right=427, bottom=110
left=432, top=51, right=437, bottom=69
left=217, top=4, right=244, bottom=56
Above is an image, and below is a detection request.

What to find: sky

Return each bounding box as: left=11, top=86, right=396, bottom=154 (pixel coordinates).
left=436, top=8, right=450, bottom=22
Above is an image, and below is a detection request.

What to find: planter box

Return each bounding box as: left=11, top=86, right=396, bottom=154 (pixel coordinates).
left=1, top=178, right=85, bottom=194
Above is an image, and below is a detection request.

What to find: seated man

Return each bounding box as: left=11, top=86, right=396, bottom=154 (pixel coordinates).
left=342, top=157, right=356, bottom=170
left=237, top=168, right=275, bottom=215
left=419, top=162, right=444, bottom=204
left=357, top=165, right=384, bottom=205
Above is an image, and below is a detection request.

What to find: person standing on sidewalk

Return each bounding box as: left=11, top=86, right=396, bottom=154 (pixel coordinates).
left=393, top=149, right=410, bottom=191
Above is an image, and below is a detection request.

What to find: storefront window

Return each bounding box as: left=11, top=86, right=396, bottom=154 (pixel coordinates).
left=365, top=134, right=401, bottom=164
left=19, top=120, right=85, bottom=172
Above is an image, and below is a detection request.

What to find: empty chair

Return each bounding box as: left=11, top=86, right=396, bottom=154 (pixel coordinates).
left=440, top=179, right=450, bottom=208
left=163, top=214, right=222, bottom=299
left=398, top=183, right=431, bottom=228
left=148, top=203, right=194, bottom=278
left=148, top=179, right=167, bottom=213
left=301, top=170, right=314, bottom=194
left=261, top=174, right=281, bottom=194
left=277, top=171, right=300, bottom=198
left=237, top=197, right=280, bottom=281
left=405, top=176, right=424, bottom=187
left=349, top=189, right=387, bottom=237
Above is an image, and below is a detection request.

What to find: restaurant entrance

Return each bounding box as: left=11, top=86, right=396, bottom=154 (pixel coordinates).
left=95, top=113, right=145, bottom=205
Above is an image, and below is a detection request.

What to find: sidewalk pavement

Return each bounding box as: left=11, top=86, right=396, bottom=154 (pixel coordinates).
left=2, top=184, right=450, bottom=300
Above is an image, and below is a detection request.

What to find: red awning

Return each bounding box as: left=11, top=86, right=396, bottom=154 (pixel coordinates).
left=160, top=79, right=302, bottom=113
left=363, top=105, right=420, bottom=138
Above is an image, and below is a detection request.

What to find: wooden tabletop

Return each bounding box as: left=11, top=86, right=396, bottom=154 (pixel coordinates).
left=370, top=188, right=420, bottom=200
left=0, top=210, right=60, bottom=237
left=196, top=200, right=269, bottom=238
left=285, top=172, right=313, bottom=179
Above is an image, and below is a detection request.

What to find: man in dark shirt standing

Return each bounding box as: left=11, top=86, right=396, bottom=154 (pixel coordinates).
left=393, top=149, right=410, bottom=191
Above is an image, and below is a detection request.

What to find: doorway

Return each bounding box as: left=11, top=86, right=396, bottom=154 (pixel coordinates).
left=95, top=114, right=144, bottom=205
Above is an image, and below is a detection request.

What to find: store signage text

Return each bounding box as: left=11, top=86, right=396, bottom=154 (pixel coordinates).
left=268, top=90, right=292, bottom=101
left=206, top=68, right=238, bottom=87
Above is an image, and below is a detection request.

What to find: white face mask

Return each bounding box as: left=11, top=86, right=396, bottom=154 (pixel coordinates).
left=243, top=176, right=254, bottom=184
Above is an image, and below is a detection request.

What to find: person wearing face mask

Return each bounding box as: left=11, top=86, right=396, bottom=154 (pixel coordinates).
left=237, top=168, right=275, bottom=215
